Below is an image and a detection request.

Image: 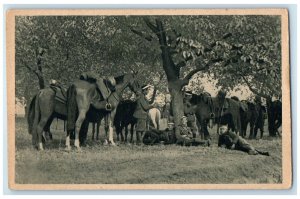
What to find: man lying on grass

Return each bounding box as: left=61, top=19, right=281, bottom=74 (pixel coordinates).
left=218, top=123, right=270, bottom=156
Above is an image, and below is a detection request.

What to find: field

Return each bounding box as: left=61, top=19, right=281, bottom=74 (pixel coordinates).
left=15, top=117, right=282, bottom=184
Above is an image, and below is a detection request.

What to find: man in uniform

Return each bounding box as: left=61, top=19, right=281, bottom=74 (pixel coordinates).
left=176, top=116, right=210, bottom=147
left=142, top=122, right=176, bottom=145
left=133, top=84, right=155, bottom=145
left=183, top=91, right=198, bottom=138
left=218, top=123, right=270, bottom=156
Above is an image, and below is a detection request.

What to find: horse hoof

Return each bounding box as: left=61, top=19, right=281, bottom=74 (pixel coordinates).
left=76, top=147, right=82, bottom=152
left=103, top=140, right=109, bottom=145
left=109, top=142, right=116, bottom=146
left=65, top=146, right=71, bottom=151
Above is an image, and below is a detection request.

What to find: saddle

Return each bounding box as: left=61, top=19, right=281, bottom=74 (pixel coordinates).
left=50, top=84, right=67, bottom=104
left=80, top=72, right=113, bottom=101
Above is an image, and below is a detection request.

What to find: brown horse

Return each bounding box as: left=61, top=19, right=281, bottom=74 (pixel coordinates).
left=28, top=87, right=68, bottom=150
left=190, top=93, right=245, bottom=138
left=66, top=73, right=139, bottom=150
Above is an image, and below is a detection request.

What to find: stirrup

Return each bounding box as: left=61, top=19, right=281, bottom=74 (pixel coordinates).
left=105, top=103, right=112, bottom=111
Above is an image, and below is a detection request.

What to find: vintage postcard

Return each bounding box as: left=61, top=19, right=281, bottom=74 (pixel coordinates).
left=6, top=9, right=291, bottom=190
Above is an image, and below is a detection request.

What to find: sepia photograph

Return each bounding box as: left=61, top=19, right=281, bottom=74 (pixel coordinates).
left=6, top=9, right=291, bottom=190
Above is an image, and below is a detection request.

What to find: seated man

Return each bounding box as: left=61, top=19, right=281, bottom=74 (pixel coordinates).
left=176, top=116, right=210, bottom=147
left=183, top=91, right=198, bottom=138
left=218, top=123, right=270, bottom=156
left=143, top=122, right=176, bottom=145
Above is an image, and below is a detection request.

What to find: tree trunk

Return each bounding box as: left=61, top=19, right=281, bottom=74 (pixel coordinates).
left=37, top=73, right=45, bottom=89
left=168, top=81, right=185, bottom=135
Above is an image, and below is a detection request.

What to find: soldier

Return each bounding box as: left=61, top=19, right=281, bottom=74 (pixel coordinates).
left=142, top=122, right=176, bottom=145
left=183, top=91, right=198, bottom=138
left=133, top=84, right=155, bottom=145
left=218, top=123, right=270, bottom=156
left=176, top=116, right=210, bottom=147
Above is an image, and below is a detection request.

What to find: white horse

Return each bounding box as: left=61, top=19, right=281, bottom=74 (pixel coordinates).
left=148, top=108, right=161, bottom=130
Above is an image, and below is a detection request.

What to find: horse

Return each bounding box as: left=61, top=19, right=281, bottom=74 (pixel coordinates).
left=66, top=73, right=139, bottom=150
left=212, top=97, right=245, bottom=136
left=189, top=92, right=215, bottom=139
left=113, top=100, right=137, bottom=143
left=267, top=99, right=282, bottom=136
left=28, top=87, right=68, bottom=150
left=28, top=86, right=102, bottom=150
left=230, top=97, right=259, bottom=138
left=190, top=93, right=245, bottom=137
left=148, top=107, right=161, bottom=130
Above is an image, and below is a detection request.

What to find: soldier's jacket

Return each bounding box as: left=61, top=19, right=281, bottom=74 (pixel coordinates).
left=133, top=95, right=153, bottom=119
left=218, top=131, right=255, bottom=152
left=176, top=125, right=194, bottom=143
left=184, top=101, right=196, bottom=122
left=142, top=128, right=176, bottom=145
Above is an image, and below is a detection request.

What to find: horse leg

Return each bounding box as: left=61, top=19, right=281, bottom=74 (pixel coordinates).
left=80, top=119, right=89, bottom=146
left=107, top=111, right=116, bottom=145
left=92, top=122, right=95, bottom=140
left=124, top=125, right=128, bottom=142
left=96, top=121, right=101, bottom=140
left=74, top=109, right=88, bottom=150
left=104, top=115, right=109, bottom=144
left=36, top=118, right=49, bottom=150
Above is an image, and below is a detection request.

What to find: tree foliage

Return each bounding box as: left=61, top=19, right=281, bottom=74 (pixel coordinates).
left=16, top=15, right=281, bottom=104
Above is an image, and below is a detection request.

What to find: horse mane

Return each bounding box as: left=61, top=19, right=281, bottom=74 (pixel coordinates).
left=190, top=92, right=212, bottom=105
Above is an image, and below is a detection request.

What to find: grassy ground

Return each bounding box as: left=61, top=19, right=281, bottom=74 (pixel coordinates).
left=15, top=117, right=282, bottom=184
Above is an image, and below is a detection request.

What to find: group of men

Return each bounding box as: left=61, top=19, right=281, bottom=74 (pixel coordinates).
left=136, top=85, right=269, bottom=156
left=66, top=73, right=270, bottom=156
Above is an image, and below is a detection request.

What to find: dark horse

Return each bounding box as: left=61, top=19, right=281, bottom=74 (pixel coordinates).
left=189, top=93, right=245, bottom=137
left=114, top=100, right=137, bottom=143
left=66, top=73, right=139, bottom=150
left=27, top=87, right=68, bottom=150
left=231, top=97, right=259, bottom=138
left=189, top=92, right=215, bottom=139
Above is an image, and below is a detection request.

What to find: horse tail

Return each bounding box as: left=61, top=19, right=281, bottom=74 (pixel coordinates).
left=67, top=84, right=78, bottom=134
left=27, top=95, right=37, bottom=135
left=31, top=91, right=42, bottom=145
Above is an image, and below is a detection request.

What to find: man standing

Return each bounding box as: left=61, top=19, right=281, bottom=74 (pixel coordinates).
left=133, top=84, right=154, bottom=145
left=183, top=91, right=198, bottom=138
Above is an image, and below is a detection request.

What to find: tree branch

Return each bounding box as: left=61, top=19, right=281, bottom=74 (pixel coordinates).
left=130, top=28, right=153, bottom=41
left=24, top=65, right=38, bottom=76
left=181, top=65, right=210, bottom=87
left=241, top=75, right=268, bottom=99
left=143, top=18, right=159, bottom=33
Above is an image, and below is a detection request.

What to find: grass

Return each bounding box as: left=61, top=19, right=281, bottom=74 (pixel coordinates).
left=15, top=117, right=282, bottom=184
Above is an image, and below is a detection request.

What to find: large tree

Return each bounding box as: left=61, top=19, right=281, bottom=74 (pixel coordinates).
left=16, top=15, right=281, bottom=135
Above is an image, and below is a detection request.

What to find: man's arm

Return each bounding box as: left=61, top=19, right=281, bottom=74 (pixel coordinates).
left=140, top=97, right=154, bottom=111
left=227, top=131, right=239, bottom=144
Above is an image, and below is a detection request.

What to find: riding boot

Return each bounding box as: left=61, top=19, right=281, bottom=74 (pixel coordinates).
left=256, top=149, right=270, bottom=156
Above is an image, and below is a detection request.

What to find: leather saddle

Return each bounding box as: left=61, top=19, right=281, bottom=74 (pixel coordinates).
left=50, top=84, right=67, bottom=104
